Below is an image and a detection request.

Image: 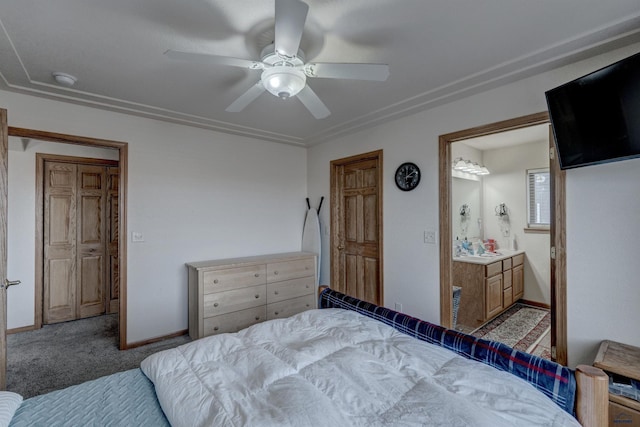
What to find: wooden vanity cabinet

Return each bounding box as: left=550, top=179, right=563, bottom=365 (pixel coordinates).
left=454, top=252, right=525, bottom=329
left=187, top=252, right=317, bottom=339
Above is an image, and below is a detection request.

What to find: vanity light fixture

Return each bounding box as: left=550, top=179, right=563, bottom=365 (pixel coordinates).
left=452, top=157, right=490, bottom=176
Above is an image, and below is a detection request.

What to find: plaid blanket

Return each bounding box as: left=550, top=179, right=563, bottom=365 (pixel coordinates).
left=318, top=288, right=576, bottom=416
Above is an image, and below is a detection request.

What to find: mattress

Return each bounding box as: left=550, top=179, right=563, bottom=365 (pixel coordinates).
left=10, top=368, right=168, bottom=427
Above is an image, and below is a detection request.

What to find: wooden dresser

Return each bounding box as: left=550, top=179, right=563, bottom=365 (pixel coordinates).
left=186, top=252, right=317, bottom=339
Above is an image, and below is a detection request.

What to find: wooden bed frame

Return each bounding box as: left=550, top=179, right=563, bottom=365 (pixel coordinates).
left=317, top=286, right=608, bottom=426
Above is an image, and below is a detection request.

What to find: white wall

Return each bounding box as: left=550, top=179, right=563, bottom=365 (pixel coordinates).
left=2, top=90, right=308, bottom=344
left=307, top=42, right=640, bottom=366
left=483, top=141, right=550, bottom=304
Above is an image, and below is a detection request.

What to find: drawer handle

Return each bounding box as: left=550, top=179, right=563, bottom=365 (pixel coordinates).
left=255, top=294, right=260, bottom=299
left=305, top=285, right=309, bottom=288
left=255, top=316, right=260, bottom=321
left=213, top=302, right=219, bottom=307
left=274, top=311, right=279, bottom=315
left=306, top=304, right=310, bottom=307
left=214, top=326, right=219, bottom=331
left=274, top=291, right=279, bottom=295
left=254, top=273, right=260, bottom=277
left=274, top=271, right=279, bottom=275
left=213, top=279, right=219, bottom=284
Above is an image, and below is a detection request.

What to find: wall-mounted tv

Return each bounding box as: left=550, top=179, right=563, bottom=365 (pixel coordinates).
left=545, top=51, right=640, bottom=170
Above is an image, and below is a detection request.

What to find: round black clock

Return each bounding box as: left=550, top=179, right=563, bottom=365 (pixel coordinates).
left=395, top=162, right=421, bottom=191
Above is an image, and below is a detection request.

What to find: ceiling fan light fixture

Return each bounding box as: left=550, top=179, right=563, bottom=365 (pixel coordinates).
left=261, top=67, right=306, bottom=99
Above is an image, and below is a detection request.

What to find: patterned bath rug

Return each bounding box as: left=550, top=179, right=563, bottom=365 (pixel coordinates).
left=472, top=303, right=550, bottom=353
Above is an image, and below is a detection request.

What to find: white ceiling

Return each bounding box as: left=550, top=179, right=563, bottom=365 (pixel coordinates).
left=1, top=1, right=639, bottom=146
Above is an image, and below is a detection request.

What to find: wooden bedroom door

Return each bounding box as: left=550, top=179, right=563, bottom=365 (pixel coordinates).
left=330, top=150, right=383, bottom=305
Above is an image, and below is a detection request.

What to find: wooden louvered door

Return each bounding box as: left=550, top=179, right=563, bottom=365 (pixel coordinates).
left=43, top=158, right=118, bottom=323
left=331, top=150, right=383, bottom=305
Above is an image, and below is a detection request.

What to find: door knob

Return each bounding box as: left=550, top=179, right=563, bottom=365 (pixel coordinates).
left=337, top=245, right=345, bottom=250
left=3, top=279, right=21, bottom=289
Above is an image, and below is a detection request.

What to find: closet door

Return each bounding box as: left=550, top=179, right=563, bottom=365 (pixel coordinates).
left=44, top=161, right=110, bottom=323
left=44, top=162, right=78, bottom=323
left=76, top=165, right=107, bottom=318
left=106, top=167, right=119, bottom=313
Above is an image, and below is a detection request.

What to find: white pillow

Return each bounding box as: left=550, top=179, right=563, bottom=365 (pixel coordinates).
left=0, top=391, right=22, bottom=427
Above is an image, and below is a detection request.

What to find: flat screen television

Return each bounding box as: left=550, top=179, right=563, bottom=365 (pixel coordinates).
left=545, top=51, right=640, bottom=170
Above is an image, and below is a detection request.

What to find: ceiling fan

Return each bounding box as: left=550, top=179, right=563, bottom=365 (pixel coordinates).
left=165, top=0, right=390, bottom=119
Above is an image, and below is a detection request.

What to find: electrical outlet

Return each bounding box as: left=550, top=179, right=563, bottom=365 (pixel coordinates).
left=395, top=303, right=403, bottom=312
left=424, top=229, right=436, bottom=244
left=131, top=231, right=144, bottom=242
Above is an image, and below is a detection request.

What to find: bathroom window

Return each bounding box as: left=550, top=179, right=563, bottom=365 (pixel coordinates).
left=526, top=168, right=550, bottom=230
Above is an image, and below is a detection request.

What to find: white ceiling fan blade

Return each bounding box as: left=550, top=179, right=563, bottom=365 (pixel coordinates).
left=305, top=63, right=390, bottom=81
left=274, top=0, right=309, bottom=58
left=297, top=86, right=330, bottom=119
left=226, top=82, right=266, bottom=112
left=165, top=50, right=263, bottom=69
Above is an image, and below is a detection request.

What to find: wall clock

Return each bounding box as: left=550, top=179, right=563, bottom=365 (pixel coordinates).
left=395, top=162, right=421, bottom=191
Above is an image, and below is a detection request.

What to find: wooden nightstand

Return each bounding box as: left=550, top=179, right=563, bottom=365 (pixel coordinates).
left=593, top=340, right=640, bottom=426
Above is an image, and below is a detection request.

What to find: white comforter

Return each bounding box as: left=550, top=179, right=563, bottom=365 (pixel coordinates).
left=141, top=309, right=580, bottom=427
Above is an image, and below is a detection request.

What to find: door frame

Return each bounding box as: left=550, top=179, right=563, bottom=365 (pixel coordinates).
left=7, top=127, right=129, bottom=350
left=330, top=150, right=384, bottom=305
left=37, top=154, right=119, bottom=325
left=438, top=112, right=569, bottom=364
left=1, top=109, right=8, bottom=388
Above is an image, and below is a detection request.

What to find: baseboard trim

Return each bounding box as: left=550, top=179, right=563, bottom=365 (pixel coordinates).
left=124, top=329, right=188, bottom=350
left=519, top=299, right=551, bottom=310
left=7, top=325, right=37, bottom=335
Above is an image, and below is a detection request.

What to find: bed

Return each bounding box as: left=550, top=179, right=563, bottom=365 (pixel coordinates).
left=7, top=288, right=608, bottom=426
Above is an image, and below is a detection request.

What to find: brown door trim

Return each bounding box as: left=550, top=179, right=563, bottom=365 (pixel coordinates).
left=438, top=112, right=569, bottom=364
left=8, top=127, right=130, bottom=350
left=1, top=109, right=8, bottom=389
left=330, top=149, right=384, bottom=305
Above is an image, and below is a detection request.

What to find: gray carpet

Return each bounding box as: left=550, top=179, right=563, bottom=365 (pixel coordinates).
left=7, top=314, right=191, bottom=399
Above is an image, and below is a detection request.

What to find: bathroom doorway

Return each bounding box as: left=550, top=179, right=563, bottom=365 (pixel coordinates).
left=438, top=112, right=568, bottom=364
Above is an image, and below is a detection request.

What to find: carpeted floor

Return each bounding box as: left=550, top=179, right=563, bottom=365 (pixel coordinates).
left=472, top=303, right=551, bottom=357
left=7, top=314, right=191, bottom=399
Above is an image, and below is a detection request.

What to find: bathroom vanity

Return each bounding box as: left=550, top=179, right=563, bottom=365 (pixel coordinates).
left=453, top=250, right=525, bottom=329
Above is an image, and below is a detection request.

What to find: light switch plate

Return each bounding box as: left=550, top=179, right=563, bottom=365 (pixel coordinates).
left=424, top=229, right=436, bottom=244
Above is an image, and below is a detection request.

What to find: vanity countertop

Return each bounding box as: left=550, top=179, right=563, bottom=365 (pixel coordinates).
left=453, top=249, right=525, bottom=265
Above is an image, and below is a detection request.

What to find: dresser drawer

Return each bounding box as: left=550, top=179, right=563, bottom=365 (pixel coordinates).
left=502, top=258, right=512, bottom=270
left=267, top=276, right=315, bottom=304
left=204, top=285, right=266, bottom=317
left=267, top=294, right=316, bottom=320
left=204, top=265, right=266, bottom=294
left=486, top=261, right=502, bottom=278
left=267, top=258, right=315, bottom=283
left=203, top=306, right=266, bottom=336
